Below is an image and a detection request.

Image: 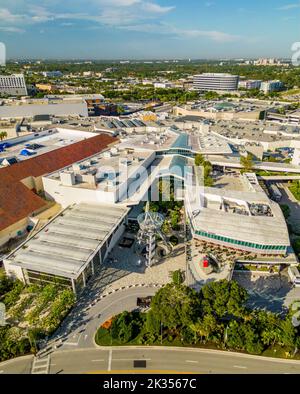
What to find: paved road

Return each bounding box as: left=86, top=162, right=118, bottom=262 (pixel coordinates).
left=2, top=347, right=300, bottom=374
left=0, top=355, right=33, bottom=374
left=47, top=287, right=158, bottom=350
left=3, top=287, right=300, bottom=375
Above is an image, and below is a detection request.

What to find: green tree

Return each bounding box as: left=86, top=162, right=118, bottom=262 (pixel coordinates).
left=0, top=132, right=8, bottom=141
left=145, top=310, right=161, bottom=335
left=277, top=317, right=297, bottom=348
left=195, top=154, right=205, bottom=167
left=200, top=280, right=248, bottom=319
left=240, top=153, right=254, bottom=173
left=204, top=176, right=214, bottom=187
left=151, top=283, right=201, bottom=329
left=0, top=273, right=14, bottom=298
left=204, top=91, right=219, bottom=100
left=190, top=314, right=219, bottom=344
left=116, top=105, right=125, bottom=115
left=290, top=181, right=300, bottom=201
left=111, top=311, right=134, bottom=343
left=172, top=270, right=185, bottom=286
left=226, top=320, right=263, bottom=354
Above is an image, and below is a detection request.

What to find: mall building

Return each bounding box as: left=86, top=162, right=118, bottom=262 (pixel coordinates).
left=185, top=172, right=290, bottom=255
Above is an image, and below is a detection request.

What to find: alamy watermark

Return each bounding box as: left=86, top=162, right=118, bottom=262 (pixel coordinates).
left=0, top=302, right=6, bottom=326
left=0, top=42, right=6, bottom=66
left=292, top=42, right=300, bottom=66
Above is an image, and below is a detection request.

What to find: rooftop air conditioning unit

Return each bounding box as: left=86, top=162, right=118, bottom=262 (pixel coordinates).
left=103, top=151, right=112, bottom=158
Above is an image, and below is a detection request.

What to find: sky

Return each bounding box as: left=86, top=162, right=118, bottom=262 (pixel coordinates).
left=0, top=0, right=299, bottom=59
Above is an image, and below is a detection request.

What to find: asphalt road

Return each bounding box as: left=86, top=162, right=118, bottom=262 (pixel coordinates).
left=2, top=347, right=300, bottom=374
left=49, top=287, right=158, bottom=350
left=2, top=287, right=300, bottom=375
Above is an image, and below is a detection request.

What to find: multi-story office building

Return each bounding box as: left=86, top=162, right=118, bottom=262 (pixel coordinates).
left=41, top=71, right=63, bottom=78
left=0, top=74, right=28, bottom=96
left=193, top=73, right=239, bottom=92
left=239, top=79, right=262, bottom=90
left=260, top=80, right=284, bottom=94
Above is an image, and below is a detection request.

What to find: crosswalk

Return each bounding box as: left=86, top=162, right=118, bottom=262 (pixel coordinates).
left=31, top=355, right=51, bottom=374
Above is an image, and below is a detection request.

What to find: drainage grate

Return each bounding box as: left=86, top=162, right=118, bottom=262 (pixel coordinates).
left=133, top=360, right=147, bottom=368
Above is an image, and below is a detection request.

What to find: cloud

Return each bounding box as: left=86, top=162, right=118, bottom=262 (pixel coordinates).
left=96, top=0, right=141, bottom=5
left=0, top=26, right=25, bottom=33
left=0, top=1, right=237, bottom=45
left=141, top=2, right=175, bottom=14
left=121, top=22, right=240, bottom=42
left=60, top=22, right=74, bottom=26
left=277, top=3, right=300, bottom=10
left=0, top=8, right=24, bottom=23
left=0, top=1, right=175, bottom=31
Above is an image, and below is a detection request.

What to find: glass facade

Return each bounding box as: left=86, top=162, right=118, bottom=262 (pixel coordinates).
left=171, top=133, right=192, bottom=150
left=25, top=269, right=72, bottom=287
left=195, top=230, right=286, bottom=252
left=157, top=149, right=195, bottom=158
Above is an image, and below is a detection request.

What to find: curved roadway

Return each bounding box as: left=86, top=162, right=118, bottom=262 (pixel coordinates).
left=2, top=287, right=300, bottom=374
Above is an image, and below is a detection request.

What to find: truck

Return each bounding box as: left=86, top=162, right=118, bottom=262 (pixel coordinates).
left=288, top=266, right=300, bottom=287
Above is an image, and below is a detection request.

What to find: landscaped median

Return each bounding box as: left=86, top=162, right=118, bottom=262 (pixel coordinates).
left=95, top=275, right=300, bottom=360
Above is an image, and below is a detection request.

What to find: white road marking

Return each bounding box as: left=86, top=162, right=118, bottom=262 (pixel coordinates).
left=91, top=359, right=104, bottom=362
left=113, top=358, right=151, bottom=361
left=108, top=350, right=112, bottom=372
left=186, top=360, right=199, bottom=364
left=63, top=342, right=78, bottom=346
left=233, top=365, right=247, bottom=369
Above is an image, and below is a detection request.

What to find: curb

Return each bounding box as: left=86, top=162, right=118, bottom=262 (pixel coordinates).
left=92, top=345, right=300, bottom=365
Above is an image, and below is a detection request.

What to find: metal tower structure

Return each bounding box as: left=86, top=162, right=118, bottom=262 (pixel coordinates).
left=137, top=203, right=171, bottom=268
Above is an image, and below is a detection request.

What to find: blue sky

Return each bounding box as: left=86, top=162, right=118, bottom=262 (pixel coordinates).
left=0, top=0, right=299, bottom=59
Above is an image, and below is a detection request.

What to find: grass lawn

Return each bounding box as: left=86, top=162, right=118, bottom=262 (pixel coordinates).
left=234, top=264, right=278, bottom=273
left=281, top=89, right=300, bottom=96
left=262, top=345, right=300, bottom=360
left=289, top=182, right=300, bottom=201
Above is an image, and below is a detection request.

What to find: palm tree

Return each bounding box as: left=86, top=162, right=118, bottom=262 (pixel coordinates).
left=0, top=131, right=7, bottom=141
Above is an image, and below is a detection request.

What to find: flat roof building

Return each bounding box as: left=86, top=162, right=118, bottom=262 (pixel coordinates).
left=3, top=203, right=129, bottom=294
left=43, top=146, right=156, bottom=206
left=0, top=74, right=28, bottom=96
left=0, top=102, right=88, bottom=119
left=185, top=171, right=290, bottom=255
left=193, top=73, right=239, bottom=92
left=0, top=133, right=117, bottom=246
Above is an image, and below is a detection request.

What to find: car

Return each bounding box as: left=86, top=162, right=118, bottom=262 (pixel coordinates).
left=137, top=297, right=153, bottom=308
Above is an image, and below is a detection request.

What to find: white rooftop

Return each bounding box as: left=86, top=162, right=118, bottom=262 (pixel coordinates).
left=6, top=203, right=129, bottom=279
left=0, top=128, right=96, bottom=163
